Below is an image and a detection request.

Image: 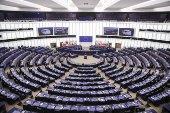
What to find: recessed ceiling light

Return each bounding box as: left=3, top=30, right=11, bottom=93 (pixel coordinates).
left=84, top=3, right=88, bottom=5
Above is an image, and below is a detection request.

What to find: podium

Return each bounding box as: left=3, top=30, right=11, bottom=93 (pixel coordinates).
left=84, top=55, right=87, bottom=59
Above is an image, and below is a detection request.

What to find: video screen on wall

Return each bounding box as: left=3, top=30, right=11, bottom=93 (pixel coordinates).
left=104, top=27, right=118, bottom=35
left=119, top=28, right=134, bottom=36
left=79, top=36, right=92, bottom=42
left=54, top=27, right=68, bottom=35
left=38, top=27, right=53, bottom=36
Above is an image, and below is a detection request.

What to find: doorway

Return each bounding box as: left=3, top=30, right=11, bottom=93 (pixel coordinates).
left=115, top=43, right=121, bottom=48
left=109, top=43, right=112, bottom=47
left=50, top=43, right=56, bottom=48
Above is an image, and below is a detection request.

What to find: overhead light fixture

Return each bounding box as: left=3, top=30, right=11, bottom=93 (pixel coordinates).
left=0, top=4, right=19, bottom=10
left=68, top=0, right=79, bottom=11
left=52, top=0, right=78, bottom=11
left=52, top=0, right=68, bottom=8
left=121, top=0, right=170, bottom=11
left=154, top=6, right=170, bottom=11
left=94, top=7, right=104, bottom=11
left=84, top=3, right=88, bottom=5
left=94, top=0, right=120, bottom=11
left=103, top=0, right=120, bottom=9
left=5, top=0, right=52, bottom=11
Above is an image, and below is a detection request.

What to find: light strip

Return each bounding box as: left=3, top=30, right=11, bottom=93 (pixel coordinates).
left=68, top=0, right=78, bottom=11
left=154, top=6, right=170, bottom=11
left=94, top=0, right=120, bottom=11
left=121, top=0, right=170, bottom=11
left=103, top=0, right=121, bottom=9
left=5, top=0, right=52, bottom=11
left=52, top=0, right=68, bottom=8
left=0, top=4, right=19, bottom=10
left=52, top=0, right=78, bottom=11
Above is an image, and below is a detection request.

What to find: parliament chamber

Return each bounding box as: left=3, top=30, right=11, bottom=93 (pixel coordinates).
left=0, top=0, right=170, bottom=113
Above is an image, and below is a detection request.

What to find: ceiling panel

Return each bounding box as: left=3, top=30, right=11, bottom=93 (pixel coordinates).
left=24, top=0, right=66, bottom=8
left=106, top=0, right=148, bottom=9
left=0, top=0, right=170, bottom=12
left=72, top=0, right=100, bottom=8
left=137, top=1, right=170, bottom=9
left=0, top=0, right=33, bottom=8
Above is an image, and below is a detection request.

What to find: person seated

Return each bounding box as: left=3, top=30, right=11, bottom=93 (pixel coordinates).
left=159, top=70, right=164, bottom=79
left=155, top=69, right=160, bottom=76
left=106, top=106, right=112, bottom=113
left=155, top=69, right=164, bottom=80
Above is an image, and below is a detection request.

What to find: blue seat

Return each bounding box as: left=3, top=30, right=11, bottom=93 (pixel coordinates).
left=0, top=102, right=6, bottom=113
left=84, top=55, right=87, bottom=59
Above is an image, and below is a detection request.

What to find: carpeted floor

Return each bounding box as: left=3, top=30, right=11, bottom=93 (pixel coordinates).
left=1, top=52, right=167, bottom=113
left=66, top=55, right=167, bottom=113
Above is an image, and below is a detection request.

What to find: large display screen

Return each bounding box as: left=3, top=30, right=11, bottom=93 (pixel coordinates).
left=79, top=36, right=92, bottom=42
left=104, top=27, right=118, bottom=35
left=38, top=27, right=53, bottom=36
left=54, top=27, right=68, bottom=35
left=119, top=28, right=134, bottom=36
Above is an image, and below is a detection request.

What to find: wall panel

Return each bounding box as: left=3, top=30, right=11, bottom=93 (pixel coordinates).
left=19, top=32, right=24, bottom=38
left=143, top=24, right=147, bottom=29
left=19, top=24, right=22, bottom=28
left=153, top=25, right=158, bottom=29
left=167, top=25, right=170, bottom=30
left=69, top=23, right=73, bottom=35
left=157, top=25, right=162, bottom=30
left=10, top=24, right=14, bottom=29
left=82, top=23, right=86, bottom=36
left=149, top=33, right=152, bottom=39
left=162, top=25, right=167, bottom=30
left=1, top=24, right=5, bottom=29
left=150, top=25, right=154, bottom=29
left=99, top=23, right=103, bottom=35
left=0, top=21, right=169, bottom=49
left=22, top=24, right=26, bottom=28
left=92, top=23, right=96, bottom=45
left=7, top=33, right=12, bottom=39
left=6, top=24, right=10, bottom=29
left=135, top=24, right=139, bottom=37
left=146, top=24, right=150, bottom=29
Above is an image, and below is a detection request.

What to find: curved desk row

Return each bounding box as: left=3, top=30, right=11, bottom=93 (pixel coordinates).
left=58, top=49, right=115, bottom=55
left=67, top=57, right=104, bottom=68
left=22, top=99, right=143, bottom=113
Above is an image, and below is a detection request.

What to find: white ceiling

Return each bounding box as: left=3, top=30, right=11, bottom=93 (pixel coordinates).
left=72, top=0, right=100, bottom=9
left=24, top=0, right=65, bottom=9
left=0, top=0, right=170, bottom=12
left=137, top=1, right=170, bottom=9
left=107, top=0, right=149, bottom=9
